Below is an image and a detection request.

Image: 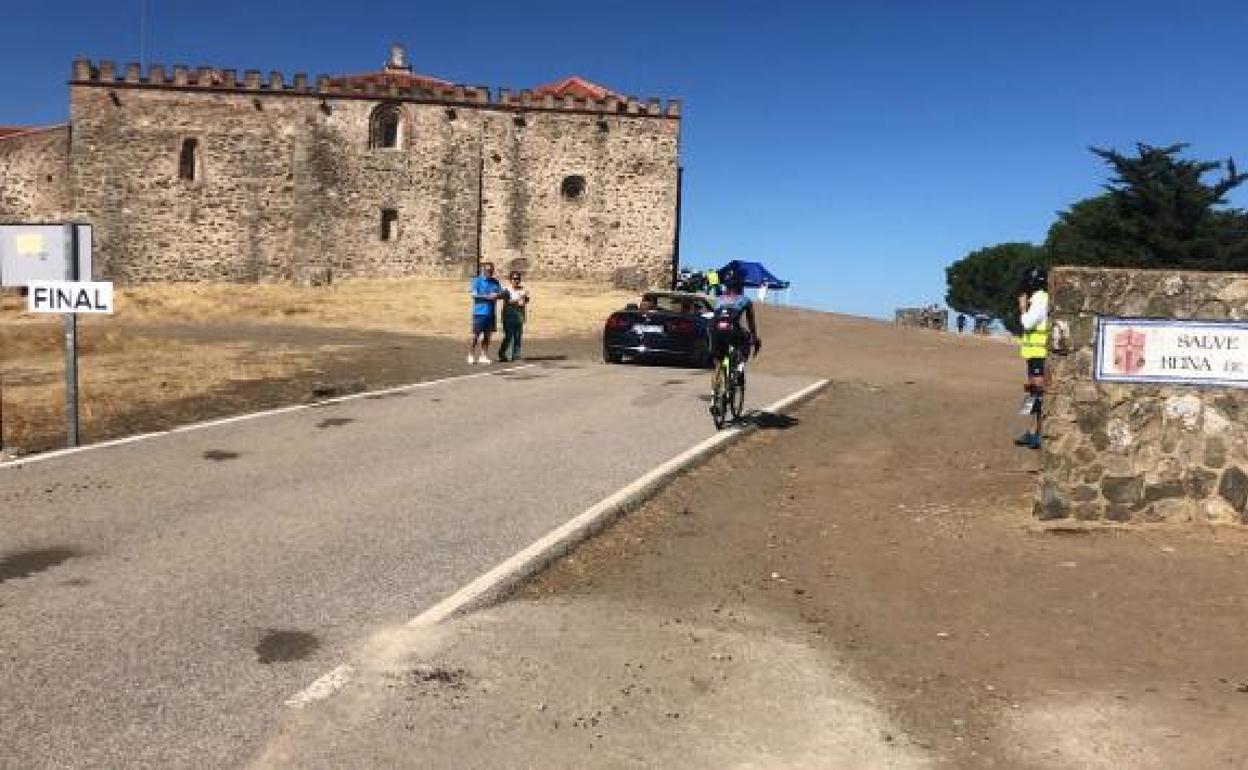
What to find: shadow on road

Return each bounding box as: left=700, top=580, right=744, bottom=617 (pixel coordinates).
left=748, top=412, right=800, bottom=430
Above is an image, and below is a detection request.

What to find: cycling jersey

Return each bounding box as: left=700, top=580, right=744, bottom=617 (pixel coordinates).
left=712, top=293, right=751, bottom=325
left=710, top=293, right=753, bottom=357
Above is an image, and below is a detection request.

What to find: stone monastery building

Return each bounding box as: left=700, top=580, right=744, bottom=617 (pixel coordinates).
left=0, top=45, right=682, bottom=285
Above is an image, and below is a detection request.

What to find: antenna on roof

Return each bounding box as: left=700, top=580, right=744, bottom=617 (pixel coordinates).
left=138, top=0, right=147, bottom=68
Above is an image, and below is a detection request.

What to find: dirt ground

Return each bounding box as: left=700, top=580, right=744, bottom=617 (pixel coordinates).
left=255, top=306, right=1248, bottom=769
left=0, top=279, right=627, bottom=454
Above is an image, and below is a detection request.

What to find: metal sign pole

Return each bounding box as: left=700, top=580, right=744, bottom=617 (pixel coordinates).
left=64, top=224, right=79, bottom=448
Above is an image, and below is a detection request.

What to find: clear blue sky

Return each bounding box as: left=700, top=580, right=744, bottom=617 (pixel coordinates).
left=6, top=0, right=1248, bottom=318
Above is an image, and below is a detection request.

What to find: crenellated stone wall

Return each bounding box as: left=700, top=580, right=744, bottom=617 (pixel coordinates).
left=1038, top=266, right=1248, bottom=524
left=4, top=57, right=680, bottom=286
left=0, top=126, right=70, bottom=223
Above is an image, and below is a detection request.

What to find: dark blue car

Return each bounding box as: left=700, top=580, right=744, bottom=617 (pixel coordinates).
left=603, top=291, right=714, bottom=367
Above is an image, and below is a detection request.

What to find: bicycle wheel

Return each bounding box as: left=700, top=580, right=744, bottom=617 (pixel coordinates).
left=710, top=358, right=729, bottom=429
left=728, top=350, right=746, bottom=420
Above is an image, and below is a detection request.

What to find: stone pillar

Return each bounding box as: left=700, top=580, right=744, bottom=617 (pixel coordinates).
left=1038, top=266, right=1248, bottom=525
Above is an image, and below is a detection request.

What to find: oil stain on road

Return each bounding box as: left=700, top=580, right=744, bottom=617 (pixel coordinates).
left=203, top=450, right=241, bottom=462
left=316, top=418, right=355, bottom=429
left=255, top=630, right=320, bottom=664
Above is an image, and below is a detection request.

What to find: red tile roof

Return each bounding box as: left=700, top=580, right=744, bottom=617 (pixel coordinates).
left=0, top=124, right=67, bottom=142
left=328, top=68, right=454, bottom=93
left=531, top=76, right=621, bottom=101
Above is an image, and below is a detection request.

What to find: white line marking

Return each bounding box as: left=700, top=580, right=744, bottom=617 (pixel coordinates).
left=1, top=364, right=535, bottom=470
left=407, top=377, right=829, bottom=627
left=282, top=377, right=829, bottom=708
left=283, top=664, right=355, bottom=708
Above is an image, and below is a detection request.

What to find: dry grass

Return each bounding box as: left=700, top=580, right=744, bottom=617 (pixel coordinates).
left=1, top=279, right=632, bottom=453
left=2, top=336, right=315, bottom=451
left=103, top=278, right=632, bottom=339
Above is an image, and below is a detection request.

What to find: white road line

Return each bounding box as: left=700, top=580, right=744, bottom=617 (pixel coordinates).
left=282, top=665, right=355, bottom=708
left=282, top=377, right=829, bottom=708
left=0, top=364, right=535, bottom=470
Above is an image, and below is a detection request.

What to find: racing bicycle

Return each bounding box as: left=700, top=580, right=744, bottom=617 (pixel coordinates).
left=708, top=339, right=747, bottom=429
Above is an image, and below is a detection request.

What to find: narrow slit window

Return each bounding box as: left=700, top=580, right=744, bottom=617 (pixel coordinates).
left=380, top=209, right=399, bottom=241
left=179, top=138, right=198, bottom=181
left=561, top=175, right=586, bottom=200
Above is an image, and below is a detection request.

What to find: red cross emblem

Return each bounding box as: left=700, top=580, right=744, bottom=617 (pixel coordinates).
left=1112, top=328, right=1146, bottom=374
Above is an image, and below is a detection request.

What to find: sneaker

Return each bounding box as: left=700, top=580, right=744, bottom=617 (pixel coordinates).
left=467, top=354, right=477, bottom=364
left=477, top=355, right=491, bottom=365
left=1013, top=431, right=1041, bottom=449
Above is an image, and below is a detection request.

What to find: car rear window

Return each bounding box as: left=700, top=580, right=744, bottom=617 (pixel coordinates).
left=643, top=294, right=707, bottom=314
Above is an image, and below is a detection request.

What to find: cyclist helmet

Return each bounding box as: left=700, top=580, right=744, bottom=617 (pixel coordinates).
left=719, top=265, right=746, bottom=293
left=1019, top=265, right=1047, bottom=294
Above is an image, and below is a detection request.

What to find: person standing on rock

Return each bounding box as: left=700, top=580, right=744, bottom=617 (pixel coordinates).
left=1014, top=266, right=1049, bottom=449
left=468, top=262, right=503, bottom=364
left=497, top=271, right=530, bottom=362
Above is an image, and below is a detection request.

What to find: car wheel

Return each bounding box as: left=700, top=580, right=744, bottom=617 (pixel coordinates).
left=604, top=346, right=623, bottom=364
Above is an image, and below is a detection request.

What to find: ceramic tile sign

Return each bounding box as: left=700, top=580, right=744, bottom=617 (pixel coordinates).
left=1094, top=317, right=1248, bottom=387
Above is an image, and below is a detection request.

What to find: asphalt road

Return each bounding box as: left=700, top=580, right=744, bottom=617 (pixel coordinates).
left=0, top=361, right=814, bottom=769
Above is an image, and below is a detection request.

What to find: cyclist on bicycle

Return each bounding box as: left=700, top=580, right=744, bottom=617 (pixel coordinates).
left=708, top=267, right=761, bottom=379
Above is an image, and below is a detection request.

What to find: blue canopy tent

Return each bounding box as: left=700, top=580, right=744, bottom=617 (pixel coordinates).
left=719, top=260, right=789, bottom=289
left=719, top=260, right=791, bottom=303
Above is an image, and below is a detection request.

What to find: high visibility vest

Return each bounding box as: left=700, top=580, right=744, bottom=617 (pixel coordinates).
left=706, top=270, right=719, bottom=286
left=1019, top=290, right=1049, bottom=359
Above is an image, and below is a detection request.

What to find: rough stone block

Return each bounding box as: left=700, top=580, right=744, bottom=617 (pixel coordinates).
left=1217, top=466, right=1248, bottom=513
left=1205, top=437, right=1226, bottom=468
left=1074, top=383, right=1099, bottom=404
left=1164, top=394, right=1204, bottom=431
left=1072, top=503, right=1101, bottom=521
left=1143, top=480, right=1185, bottom=503
left=1071, top=485, right=1099, bottom=502
left=1203, top=498, right=1238, bottom=525
left=1101, top=475, right=1144, bottom=506
left=1105, top=505, right=1133, bottom=522
left=1035, top=482, right=1070, bottom=520
left=1147, top=499, right=1195, bottom=523
left=1184, top=467, right=1218, bottom=499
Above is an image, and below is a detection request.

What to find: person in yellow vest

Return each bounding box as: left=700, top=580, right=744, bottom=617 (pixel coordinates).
left=705, top=268, right=721, bottom=297
left=1015, top=266, right=1049, bottom=449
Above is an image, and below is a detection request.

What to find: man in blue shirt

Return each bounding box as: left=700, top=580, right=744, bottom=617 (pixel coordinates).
left=469, top=262, right=503, bottom=364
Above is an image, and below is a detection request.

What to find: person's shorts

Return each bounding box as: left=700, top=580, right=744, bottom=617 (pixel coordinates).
left=1026, top=358, right=1045, bottom=378
left=710, top=324, right=751, bottom=359
left=472, top=314, right=496, bottom=335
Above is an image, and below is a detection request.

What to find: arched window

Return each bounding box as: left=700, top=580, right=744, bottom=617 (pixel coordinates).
left=178, top=137, right=198, bottom=181
left=369, top=104, right=405, bottom=149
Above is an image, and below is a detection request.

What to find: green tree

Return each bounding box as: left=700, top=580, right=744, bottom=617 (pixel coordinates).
left=945, top=242, right=1049, bottom=334
left=1045, top=194, right=1132, bottom=266
left=1046, top=143, right=1248, bottom=270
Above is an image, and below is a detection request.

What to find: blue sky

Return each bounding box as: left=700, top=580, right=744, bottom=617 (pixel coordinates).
left=5, top=0, right=1248, bottom=318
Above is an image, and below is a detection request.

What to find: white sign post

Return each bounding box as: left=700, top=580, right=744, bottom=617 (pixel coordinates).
left=2, top=225, right=107, bottom=449
left=1094, top=317, right=1248, bottom=387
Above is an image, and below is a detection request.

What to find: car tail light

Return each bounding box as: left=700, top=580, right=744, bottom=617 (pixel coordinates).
left=667, top=318, right=696, bottom=335
left=606, top=314, right=631, bottom=330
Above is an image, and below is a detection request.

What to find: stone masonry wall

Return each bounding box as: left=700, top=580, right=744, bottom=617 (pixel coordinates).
left=63, top=60, right=679, bottom=285
left=1038, top=266, right=1248, bottom=524
left=0, top=127, right=69, bottom=222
